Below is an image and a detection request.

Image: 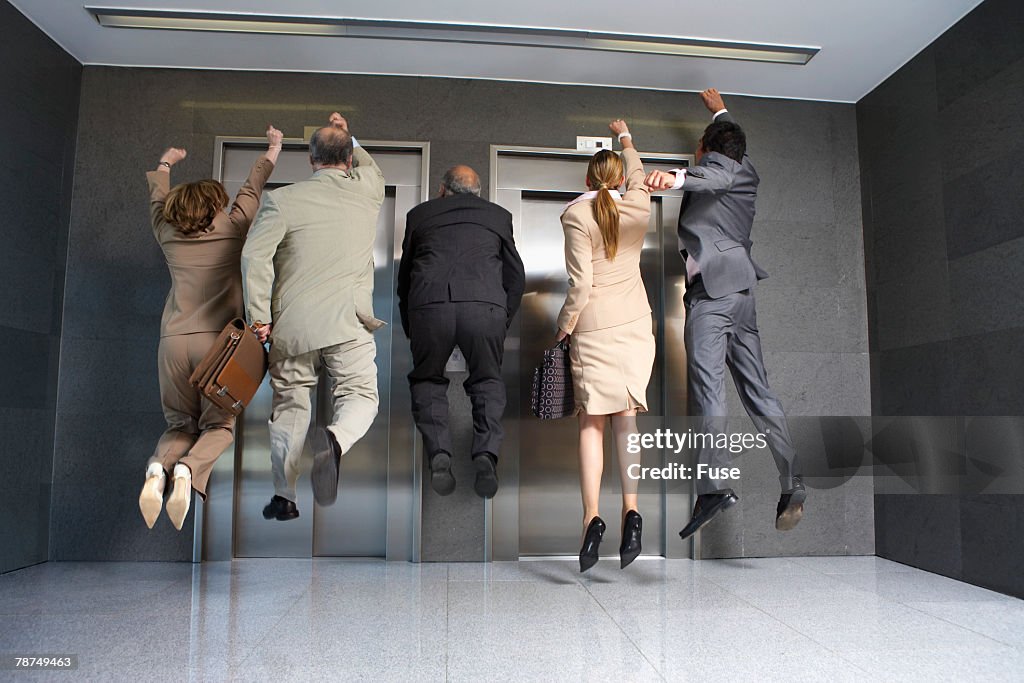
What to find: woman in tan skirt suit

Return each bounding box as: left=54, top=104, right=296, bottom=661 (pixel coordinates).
left=137, top=126, right=282, bottom=531
left=556, top=119, right=655, bottom=572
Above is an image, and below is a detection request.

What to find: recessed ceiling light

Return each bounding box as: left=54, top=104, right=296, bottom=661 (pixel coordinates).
left=85, top=7, right=819, bottom=65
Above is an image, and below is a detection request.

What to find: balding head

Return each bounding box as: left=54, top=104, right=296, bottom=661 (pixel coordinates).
left=440, top=165, right=481, bottom=197
left=309, top=125, right=353, bottom=169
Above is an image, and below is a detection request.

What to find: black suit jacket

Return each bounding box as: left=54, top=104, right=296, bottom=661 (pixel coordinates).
left=397, top=193, right=526, bottom=336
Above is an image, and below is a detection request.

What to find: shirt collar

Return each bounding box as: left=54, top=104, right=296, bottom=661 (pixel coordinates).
left=563, top=189, right=622, bottom=211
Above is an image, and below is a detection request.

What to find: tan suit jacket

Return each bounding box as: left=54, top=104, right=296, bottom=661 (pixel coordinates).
left=242, top=147, right=386, bottom=363
left=557, top=148, right=652, bottom=334
left=147, top=157, right=275, bottom=337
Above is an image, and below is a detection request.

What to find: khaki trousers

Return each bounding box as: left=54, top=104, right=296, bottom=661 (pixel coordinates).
left=269, top=338, right=378, bottom=501
left=149, top=332, right=235, bottom=499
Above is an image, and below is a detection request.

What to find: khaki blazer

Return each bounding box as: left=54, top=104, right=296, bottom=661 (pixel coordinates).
left=147, top=157, right=275, bottom=337
left=557, top=148, right=652, bottom=334
left=242, top=147, right=386, bottom=363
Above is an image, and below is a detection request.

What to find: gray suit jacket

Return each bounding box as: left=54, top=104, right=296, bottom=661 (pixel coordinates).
left=242, top=147, right=386, bottom=363
left=677, top=111, right=768, bottom=299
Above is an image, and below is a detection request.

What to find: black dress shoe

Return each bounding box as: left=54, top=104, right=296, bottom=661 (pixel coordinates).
left=262, top=495, right=299, bottom=521
left=579, top=516, right=606, bottom=573
left=311, top=428, right=341, bottom=506
left=429, top=451, right=456, bottom=496
left=678, top=490, right=739, bottom=541
left=619, top=510, right=643, bottom=569
left=472, top=453, right=499, bottom=499
left=776, top=476, right=807, bottom=531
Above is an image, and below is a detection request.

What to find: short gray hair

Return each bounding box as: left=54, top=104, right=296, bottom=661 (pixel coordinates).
left=442, top=167, right=481, bottom=196
left=309, top=127, right=353, bottom=166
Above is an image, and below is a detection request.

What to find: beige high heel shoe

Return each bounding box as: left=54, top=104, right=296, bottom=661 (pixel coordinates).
left=138, top=463, right=166, bottom=529
left=166, top=463, right=192, bottom=531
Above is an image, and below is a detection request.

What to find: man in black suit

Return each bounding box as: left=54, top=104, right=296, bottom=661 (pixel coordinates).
left=398, top=165, right=526, bottom=499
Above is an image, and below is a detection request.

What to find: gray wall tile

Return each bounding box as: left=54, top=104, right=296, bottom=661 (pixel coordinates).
left=943, top=150, right=1024, bottom=258
left=937, top=58, right=1024, bottom=181
left=0, top=245, right=57, bottom=335
left=0, top=328, right=55, bottom=410
left=932, top=0, right=1024, bottom=109
left=949, top=236, right=1024, bottom=338
left=874, top=343, right=955, bottom=416
left=873, top=260, right=952, bottom=351
left=57, top=340, right=161, bottom=415
left=859, top=0, right=1024, bottom=597
left=59, top=265, right=167, bottom=341
left=874, top=494, right=963, bottom=578
left=0, top=408, right=56, bottom=572
left=950, top=327, right=1024, bottom=416
left=959, top=494, right=1024, bottom=596
left=50, top=411, right=191, bottom=562
left=868, top=188, right=948, bottom=286
left=753, top=221, right=840, bottom=290
left=0, top=0, right=81, bottom=572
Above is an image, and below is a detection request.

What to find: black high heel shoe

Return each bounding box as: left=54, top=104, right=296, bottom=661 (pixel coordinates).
left=619, top=510, right=642, bottom=569
left=579, top=516, right=606, bottom=573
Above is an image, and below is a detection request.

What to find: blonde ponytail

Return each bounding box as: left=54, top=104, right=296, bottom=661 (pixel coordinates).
left=586, top=149, right=624, bottom=260
left=594, top=187, right=620, bottom=260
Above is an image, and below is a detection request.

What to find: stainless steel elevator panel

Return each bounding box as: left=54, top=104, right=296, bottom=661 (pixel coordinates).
left=311, top=189, right=395, bottom=558
left=312, top=183, right=423, bottom=557
left=488, top=147, right=694, bottom=560
left=200, top=138, right=428, bottom=561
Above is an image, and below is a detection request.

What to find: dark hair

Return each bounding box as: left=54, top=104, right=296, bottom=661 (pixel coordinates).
left=700, top=120, right=746, bottom=163
left=309, top=126, right=354, bottom=166
left=163, top=180, right=229, bottom=236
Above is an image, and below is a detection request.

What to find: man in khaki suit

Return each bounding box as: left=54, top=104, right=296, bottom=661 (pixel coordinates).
left=242, top=113, right=386, bottom=520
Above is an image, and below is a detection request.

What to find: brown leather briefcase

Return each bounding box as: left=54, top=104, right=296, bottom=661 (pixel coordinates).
left=188, top=319, right=268, bottom=416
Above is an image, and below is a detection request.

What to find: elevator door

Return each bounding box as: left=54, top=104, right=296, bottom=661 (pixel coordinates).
left=487, top=147, right=692, bottom=560
left=198, top=138, right=427, bottom=561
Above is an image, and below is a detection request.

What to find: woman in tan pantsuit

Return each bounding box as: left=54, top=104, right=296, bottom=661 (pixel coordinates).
left=138, top=126, right=282, bottom=531
left=556, top=119, right=655, bottom=572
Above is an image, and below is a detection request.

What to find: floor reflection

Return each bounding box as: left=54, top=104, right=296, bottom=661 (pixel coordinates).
left=1, top=557, right=1021, bottom=681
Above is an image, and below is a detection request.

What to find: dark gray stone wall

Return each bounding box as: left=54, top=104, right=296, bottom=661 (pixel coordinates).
left=0, top=0, right=81, bottom=573
left=54, top=66, right=870, bottom=561
left=858, top=0, right=1024, bottom=596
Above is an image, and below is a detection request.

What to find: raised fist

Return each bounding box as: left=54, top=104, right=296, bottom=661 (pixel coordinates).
left=609, top=119, right=630, bottom=136
left=328, top=112, right=349, bottom=132
left=160, top=147, right=187, bottom=166
left=644, top=170, right=677, bottom=191
left=266, top=125, right=284, bottom=147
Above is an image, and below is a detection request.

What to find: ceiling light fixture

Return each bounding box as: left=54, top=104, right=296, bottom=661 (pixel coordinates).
left=85, top=7, right=819, bottom=65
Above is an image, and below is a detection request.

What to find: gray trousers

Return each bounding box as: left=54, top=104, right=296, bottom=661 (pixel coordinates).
left=268, top=338, right=378, bottom=501
left=684, top=279, right=799, bottom=495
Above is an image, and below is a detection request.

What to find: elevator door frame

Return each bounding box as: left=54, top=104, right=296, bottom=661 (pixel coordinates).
left=487, top=144, right=695, bottom=561
left=195, top=136, right=430, bottom=563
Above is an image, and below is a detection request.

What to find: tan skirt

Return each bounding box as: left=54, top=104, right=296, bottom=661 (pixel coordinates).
left=569, top=314, right=655, bottom=415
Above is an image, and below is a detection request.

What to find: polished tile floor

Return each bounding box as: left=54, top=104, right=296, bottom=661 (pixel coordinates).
left=1, top=556, right=1022, bottom=681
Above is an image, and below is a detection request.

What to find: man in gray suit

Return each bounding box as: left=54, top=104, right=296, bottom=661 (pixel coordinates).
left=242, top=113, right=386, bottom=521
left=646, top=88, right=806, bottom=539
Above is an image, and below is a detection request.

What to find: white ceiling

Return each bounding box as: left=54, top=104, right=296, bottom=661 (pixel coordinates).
left=13, top=0, right=983, bottom=102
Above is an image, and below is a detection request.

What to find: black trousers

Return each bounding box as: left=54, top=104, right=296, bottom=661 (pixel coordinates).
left=408, top=301, right=508, bottom=459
